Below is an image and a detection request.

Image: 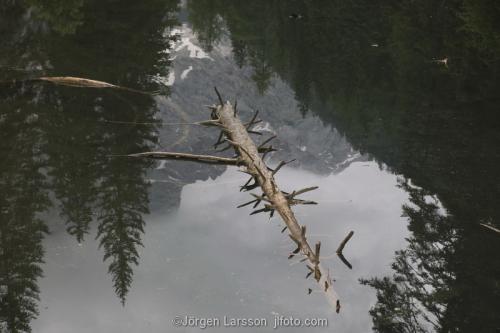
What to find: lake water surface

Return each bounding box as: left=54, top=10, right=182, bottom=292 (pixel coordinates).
left=1, top=1, right=499, bottom=332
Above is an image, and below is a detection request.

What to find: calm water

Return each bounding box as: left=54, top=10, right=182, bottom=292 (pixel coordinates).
left=1, top=1, right=499, bottom=332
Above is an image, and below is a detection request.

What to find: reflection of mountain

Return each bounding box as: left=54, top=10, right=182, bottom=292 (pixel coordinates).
left=186, top=1, right=500, bottom=331
left=146, top=22, right=364, bottom=214
left=150, top=22, right=360, bottom=177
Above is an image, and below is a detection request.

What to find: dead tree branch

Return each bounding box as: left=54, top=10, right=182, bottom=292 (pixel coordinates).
left=127, top=152, right=241, bottom=166
left=127, top=95, right=342, bottom=312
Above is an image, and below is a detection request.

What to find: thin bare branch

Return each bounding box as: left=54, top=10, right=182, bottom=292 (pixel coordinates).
left=126, top=152, right=241, bottom=165
left=272, top=159, right=296, bottom=175
left=214, top=86, right=224, bottom=105
left=480, top=223, right=500, bottom=234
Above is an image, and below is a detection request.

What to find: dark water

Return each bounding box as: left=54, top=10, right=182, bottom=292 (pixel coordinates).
left=1, top=1, right=499, bottom=332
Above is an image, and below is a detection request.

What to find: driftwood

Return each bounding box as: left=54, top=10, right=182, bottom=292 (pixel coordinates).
left=3, top=76, right=157, bottom=95
left=127, top=91, right=341, bottom=312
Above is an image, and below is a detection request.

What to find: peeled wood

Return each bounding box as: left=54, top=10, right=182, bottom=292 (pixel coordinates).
left=214, top=102, right=340, bottom=310
left=126, top=99, right=341, bottom=311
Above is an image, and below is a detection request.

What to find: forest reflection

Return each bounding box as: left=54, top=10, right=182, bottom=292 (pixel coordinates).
left=0, top=0, right=178, bottom=331
left=188, top=0, right=500, bottom=332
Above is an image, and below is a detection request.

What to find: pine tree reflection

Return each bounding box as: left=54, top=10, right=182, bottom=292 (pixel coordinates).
left=0, top=83, right=50, bottom=333
left=0, top=0, right=179, bottom=331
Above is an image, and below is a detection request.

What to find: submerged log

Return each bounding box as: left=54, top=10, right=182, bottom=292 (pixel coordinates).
left=128, top=95, right=341, bottom=311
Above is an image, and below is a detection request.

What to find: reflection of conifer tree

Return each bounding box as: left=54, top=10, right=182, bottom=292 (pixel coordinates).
left=251, top=59, right=273, bottom=94
left=190, top=3, right=500, bottom=329
left=188, top=0, right=225, bottom=52
left=24, top=0, right=85, bottom=35
left=361, top=179, right=500, bottom=332
left=96, top=157, right=149, bottom=304
left=0, top=85, right=50, bottom=333
left=38, top=0, right=179, bottom=304
left=1, top=2, right=180, bottom=329
left=41, top=0, right=180, bottom=249
left=95, top=93, right=157, bottom=304
left=361, top=180, right=455, bottom=332
left=231, top=39, right=248, bottom=68
left=45, top=90, right=100, bottom=243
left=63, top=0, right=178, bottom=303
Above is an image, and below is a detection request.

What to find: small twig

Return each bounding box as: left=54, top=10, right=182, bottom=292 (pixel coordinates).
left=246, top=110, right=259, bottom=129
left=244, top=119, right=263, bottom=128
left=214, top=131, right=225, bottom=148
left=250, top=207, right=272, bottom=215
left=261, top=148, right=276, bottom=160
left=292, top=186, right=319, bottom=197
left=241, top=176, right=254, bottom=189
left=241, top=182, right=260, bottom=192
left=258, top=135, right=277, bottom=148
left=272, top=159, right=296, bottom=176
left=258, top=146, right=277, bottom=154
left=315, top=242, right=321, bottom=262
left=289, top=199, right=318, bottom=206
left=336, top=231, right=354, bottom=255
left=237, top=198, right=259, bottom=208
left=214, top=86, right=224, bottom=105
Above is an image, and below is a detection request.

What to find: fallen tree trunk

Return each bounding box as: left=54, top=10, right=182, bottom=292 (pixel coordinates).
left=214, top=102, right=340, bottom=308
left=128, top=92, right=341, bottom=312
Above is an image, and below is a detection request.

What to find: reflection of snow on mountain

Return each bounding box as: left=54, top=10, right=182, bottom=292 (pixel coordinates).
left=252, top=121, right=275, bottom=134
left=148, top=23, right=366, bottom=213
left=180, top=65, right=193, bottom=80
left=170, top=24, right=213, bottom=60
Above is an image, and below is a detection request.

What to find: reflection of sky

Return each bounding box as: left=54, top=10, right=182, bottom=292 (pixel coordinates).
left=34, top=161, right=409, bottom=333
